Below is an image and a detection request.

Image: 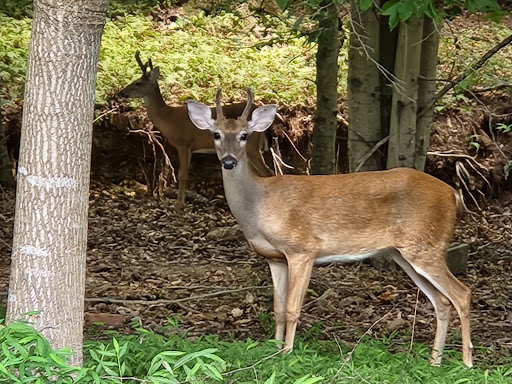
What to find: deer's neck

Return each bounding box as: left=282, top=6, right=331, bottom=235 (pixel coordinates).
left=143, top=87, right=168, bottom=119
left=221, top=154, right=265, bottom=230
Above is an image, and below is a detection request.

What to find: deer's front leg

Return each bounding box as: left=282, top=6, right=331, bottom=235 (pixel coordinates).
left=283, top=256, right=315, bottom=353
left=175, top=146, right=191, bottom=210
left=267, top=259, right=289, bottom=344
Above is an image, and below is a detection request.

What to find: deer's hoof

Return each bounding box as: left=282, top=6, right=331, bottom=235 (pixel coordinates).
left=175, top=200, right=185, bottom=211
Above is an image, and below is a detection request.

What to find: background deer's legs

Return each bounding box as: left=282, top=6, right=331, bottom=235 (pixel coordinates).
left=175, top=146, right=191, bottom=210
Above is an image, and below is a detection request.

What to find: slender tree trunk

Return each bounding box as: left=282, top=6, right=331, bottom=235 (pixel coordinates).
left=377, top=5, right=399, bottom=164
left=387, top=16, right=424, bottom=169
left=310, top=0, right=342, bottom=175
left=347, top=1, right=381, bottom=172
left=0, top=90, right=15, bottom=188
left=6, top=0, right=108, bottom=367
left=415, top=17, right=440, bottom=171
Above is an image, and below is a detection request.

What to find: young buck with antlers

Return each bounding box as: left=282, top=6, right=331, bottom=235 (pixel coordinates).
left=187, top=89, right=473, bottom=367
left=118, top=52, right=273, bottom=210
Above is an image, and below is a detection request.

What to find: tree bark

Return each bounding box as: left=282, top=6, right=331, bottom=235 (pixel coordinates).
left=6, top=0, right=108, bottom=367
left=377, top=4, right=399, bottom=166
left=415, top=17, right=440, bottom=171
left=310, top=1, right=342, bottom=175
left=347, top=1, right=382, bottom=172
left=386, top=16, right=424, bottom=169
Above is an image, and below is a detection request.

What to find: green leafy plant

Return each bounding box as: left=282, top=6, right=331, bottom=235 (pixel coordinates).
left=1, top=320, right=512, bottom=383
left=0, top=321, right=83, bottom=383
left=504, top=160, right=512, bottom=180
left=469, top=134, right=481, bottom=150
left=496, top=123, right=512, bottom=133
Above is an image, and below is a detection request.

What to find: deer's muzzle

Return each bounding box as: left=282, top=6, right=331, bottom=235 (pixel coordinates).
left=221, top=156, right=237, bottom=170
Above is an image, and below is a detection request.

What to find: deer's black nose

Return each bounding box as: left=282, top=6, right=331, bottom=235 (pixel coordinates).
left=221, top=156, right=237, bottom=170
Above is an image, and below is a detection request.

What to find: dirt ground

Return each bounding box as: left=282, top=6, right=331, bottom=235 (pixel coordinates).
left=1, top=169, right=511, bottom=366
left=1, top=91, right=512, bottom=367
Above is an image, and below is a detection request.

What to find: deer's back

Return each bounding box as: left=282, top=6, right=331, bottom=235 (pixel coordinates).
left=254, top=168, right=458, bottom=255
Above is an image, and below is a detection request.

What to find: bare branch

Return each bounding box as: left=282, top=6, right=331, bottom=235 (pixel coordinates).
left=418, top=33, right=512, bottom=119
left=355, top=135, right=389, bottom=172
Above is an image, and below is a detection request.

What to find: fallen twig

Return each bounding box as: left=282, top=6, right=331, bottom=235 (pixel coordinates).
left=85, top=285, right=272, bottom=306
left=302, top=288, right=333, bottom=309
left=93, top=107, right=118, bottom=123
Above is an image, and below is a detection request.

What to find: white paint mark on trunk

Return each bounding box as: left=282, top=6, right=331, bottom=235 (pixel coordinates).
left=18, top=165, right=77, bottom=189
left=20, top=245, right=49, bottom=258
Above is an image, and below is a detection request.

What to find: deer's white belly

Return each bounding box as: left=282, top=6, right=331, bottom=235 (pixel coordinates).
left=315, top=252, right=377, bottom=265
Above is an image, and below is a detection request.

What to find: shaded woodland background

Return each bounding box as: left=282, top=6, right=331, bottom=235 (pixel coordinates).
left=1, top=0, right=511, bottom=369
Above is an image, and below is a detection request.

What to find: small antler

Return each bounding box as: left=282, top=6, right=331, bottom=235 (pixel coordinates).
left=148, top=58, right=154, bottom=71
left=215, top=88, right=224, bottom=119
left=135, top=51, right=146, bottom=74
left=241, top=88, right=254, bottom=121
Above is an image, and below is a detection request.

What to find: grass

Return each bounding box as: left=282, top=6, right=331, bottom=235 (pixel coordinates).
left=2, top=318, right=512, bottom=383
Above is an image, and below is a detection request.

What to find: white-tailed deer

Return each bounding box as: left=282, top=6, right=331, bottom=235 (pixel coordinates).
left=187, top=89, right=473, bottom=367
left=119, top=52, right=273, bottom=210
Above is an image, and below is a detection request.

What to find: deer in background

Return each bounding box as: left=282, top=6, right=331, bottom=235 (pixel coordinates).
left=187, top=89, right=473, bottom=367
left=118, top=52, right=273, bottom=210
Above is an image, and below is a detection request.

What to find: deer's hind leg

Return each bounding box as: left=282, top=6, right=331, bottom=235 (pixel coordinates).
left=395, top=248, right=473, bottom=367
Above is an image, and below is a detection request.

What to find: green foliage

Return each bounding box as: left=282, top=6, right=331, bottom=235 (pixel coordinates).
left=99, top=8, right=318, bottom=106
left=107, top=0, right=173, bottom=19
left=0, top=2, right=319, bottom=108
left=504, top=160, right=512, bottom=180
left=437, top=20, right=512, bottom=105
left=84, top=330, right=226, bottom=383
left=496, top=123, right=512, bottom=134
left=378, top=0, right=502, bottom=30
left=381, top=0, right=438, bottom=29
left=276, top=0, right=502, bottom=30
left=1, top=0, right=509, bottom=111
left=0, top=13, right=30, bottom=108
left=468, top=134, right=481, bottom=150
left=0, top=321, right=82, bottom=383
left=1, top=320, right=512, bottom=383
left=0, top=0, right=32, bottom=18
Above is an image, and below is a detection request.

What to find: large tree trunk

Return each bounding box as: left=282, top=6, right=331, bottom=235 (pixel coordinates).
left=347, top=1, right=382, bottom=172
left=6, top=0, right=108, bottom=367
left=415, top=17, right=440, bottom=171
left=310, top=0, right=342, bottom=175
left=386, top=17, right=424, bottom=169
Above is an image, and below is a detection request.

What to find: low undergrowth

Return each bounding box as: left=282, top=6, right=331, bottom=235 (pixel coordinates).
left=1, top=319, right=511, bottom=383
left=1, top=2, right=512, bottom=111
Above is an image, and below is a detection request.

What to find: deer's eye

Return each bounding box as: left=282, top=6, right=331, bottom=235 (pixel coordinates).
left=240, top=133, right=248, bottom=141
left=213, top=132, right=221, bottom=140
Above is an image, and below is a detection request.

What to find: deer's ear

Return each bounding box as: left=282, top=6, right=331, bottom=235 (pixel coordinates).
left=248, top=105, right=277, bottom=133
left=187, top=100, right=215, bottom=131
left=149, top=66, right=160, bottom=81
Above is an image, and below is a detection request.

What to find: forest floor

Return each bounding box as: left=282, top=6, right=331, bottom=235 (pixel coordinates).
left=0, top=171, right=511, bottom=366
